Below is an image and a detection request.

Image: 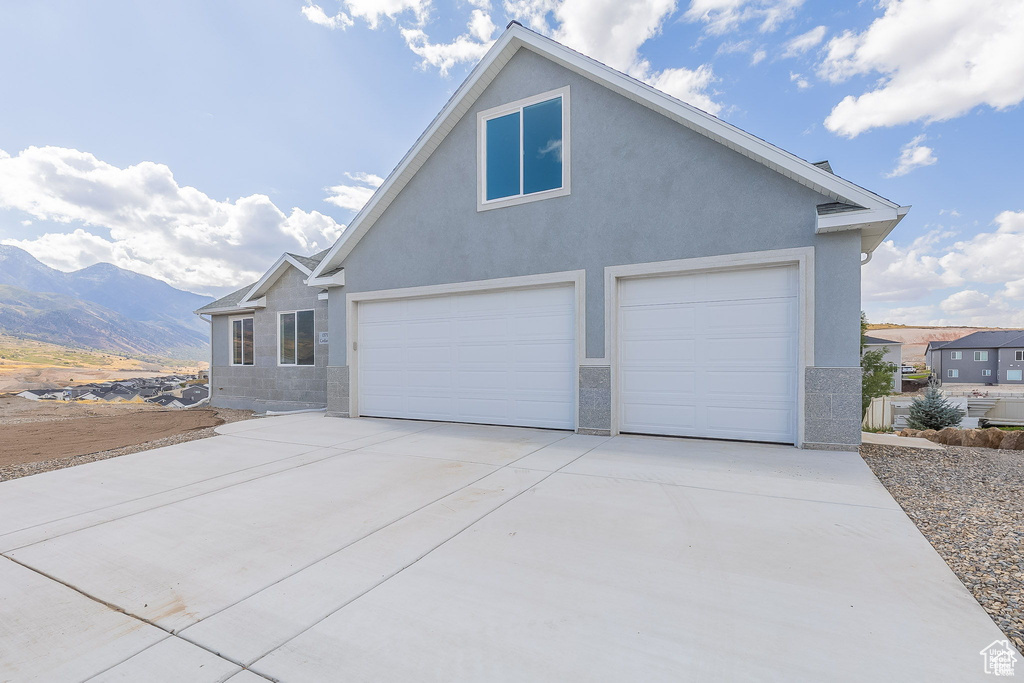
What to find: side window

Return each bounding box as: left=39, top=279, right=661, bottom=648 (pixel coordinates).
left=974, top=350, right=989, bottom=361
left=479, top=87, right=569, bottom=209
left=1016, top=350, right=1024, bottom=361
left=280, top=310, right=315, bottom=366
left=947, top=369, right=959, bottom=378
left=950, top=351, right=962, bottom=360
left=1009, top=370, right=1024, bottom=381
left=982, top=369, right=992, bottom=377
left=231, top=317, right=254, bottom=366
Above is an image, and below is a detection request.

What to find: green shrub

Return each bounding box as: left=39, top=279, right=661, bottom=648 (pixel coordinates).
left=906, top=378, right=963, bottom=430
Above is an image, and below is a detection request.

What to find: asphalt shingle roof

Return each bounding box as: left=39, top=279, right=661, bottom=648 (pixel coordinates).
left=864, top=335, right=900, bottom=345
left=928, top=330, right=1024, bottom=350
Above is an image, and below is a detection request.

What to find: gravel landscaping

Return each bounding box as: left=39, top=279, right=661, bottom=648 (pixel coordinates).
left=0, top=406, right=257, bottom=482
left=862, top=441, right=1024, bottom=653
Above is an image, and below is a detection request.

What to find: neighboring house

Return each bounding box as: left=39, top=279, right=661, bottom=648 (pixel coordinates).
left=197, top=23, right=908, bottom=450
left=16, top=389, right=55, bottom=401
left=181, top=385, right=209, bottom=402
left=928, top=330, right=1024, bottom=385
left=862, top=335, right=902, bottom=392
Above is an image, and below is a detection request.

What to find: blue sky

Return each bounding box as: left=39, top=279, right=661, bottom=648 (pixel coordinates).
left=1, top=0, right=1022, bottom=326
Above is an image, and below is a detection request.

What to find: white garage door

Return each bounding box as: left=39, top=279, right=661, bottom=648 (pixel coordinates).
left=357, top=285, right=576, bottom=429
left=618, top=265, right=799, bottom=443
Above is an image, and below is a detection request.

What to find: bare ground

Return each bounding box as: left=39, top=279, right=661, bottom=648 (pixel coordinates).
left=862, top=442, right=1024, bottom=653
left=0, top=397, right=256, bottom=481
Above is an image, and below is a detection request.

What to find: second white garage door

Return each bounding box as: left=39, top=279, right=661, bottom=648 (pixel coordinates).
left=356, top=285, right=576, bottom=430
left=618, top=265, right=799, bottom=443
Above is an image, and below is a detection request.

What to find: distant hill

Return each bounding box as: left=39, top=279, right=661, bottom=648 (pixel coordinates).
left=0, top=246, right=212, bottom=359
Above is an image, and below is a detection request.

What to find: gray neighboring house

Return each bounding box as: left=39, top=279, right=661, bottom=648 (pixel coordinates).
left=862, top=335, right=902, bottom=391
left=196, top=252, right=330, bottom=413
left=927, top=330, right=1024, bottom=385
left=199, top=24, right=909, bottom=450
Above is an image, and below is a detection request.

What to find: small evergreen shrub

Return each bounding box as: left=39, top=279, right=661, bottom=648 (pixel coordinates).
left=906, top=379, right=964, bottom=430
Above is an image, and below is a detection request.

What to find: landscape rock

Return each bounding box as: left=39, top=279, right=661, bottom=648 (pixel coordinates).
left=981, top=427, right=1005, bottom=449
left=918, top=429, right=939, bottom=442
left=937, top=427, right=963, bottom=446
left=961, top=429, right=987, bottom=448
left=899, top=428, right=919, bottom=437
left=998, top=431, right=1024, bottom=451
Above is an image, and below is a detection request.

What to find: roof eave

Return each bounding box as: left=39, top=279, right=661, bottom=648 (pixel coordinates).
left=817, top=205, right=911, bottom=253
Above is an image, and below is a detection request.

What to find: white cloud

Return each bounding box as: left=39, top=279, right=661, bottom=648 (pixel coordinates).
left=324, top=171, right=384, bottom=212
left=507, top=0, right=724, bottom=114
left=781, top=24, right=825, bottom=57
left=0, top=146, right=345, bottom=294
left=885, top=134, right=937, bottom=177
left=820, top=0, right=1024, bottom=137
left=750, top=48, right=766, bottom=64
left=788, top=71, right=809, bottom=89
left=683, top=0, right=804, bottom=36
left=401, top=9, right=496, bottom=74
left=863, top=211, right=1024, bottom=326
left=301, top=3, right=354, bottom=29
left=346, top=0, right=431, bottom=28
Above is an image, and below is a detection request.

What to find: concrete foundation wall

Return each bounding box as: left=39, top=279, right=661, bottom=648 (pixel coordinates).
left=210, top=267, right=328, bottom=413
left=804, top=367, right=862, bottom=451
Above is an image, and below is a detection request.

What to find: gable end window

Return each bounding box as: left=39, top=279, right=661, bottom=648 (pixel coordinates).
left=974, top=350, right=989, bottom=361
left=478, top=87, right=570, bottom=210
left=279, top=310, right=315, bottom=366
left=231, top=317, right=254, bottom=366
left=950, top=351, right=962, bottom=360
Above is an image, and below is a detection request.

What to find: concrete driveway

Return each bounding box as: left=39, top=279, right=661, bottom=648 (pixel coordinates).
left=0, top=414, right=1013, bottom=681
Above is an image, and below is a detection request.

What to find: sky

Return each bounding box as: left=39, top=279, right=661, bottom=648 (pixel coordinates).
left=0, top=0, right=1022, bottom=326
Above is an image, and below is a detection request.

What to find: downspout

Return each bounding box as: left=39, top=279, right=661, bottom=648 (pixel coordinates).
left=199, top=313, right=212, bottom=403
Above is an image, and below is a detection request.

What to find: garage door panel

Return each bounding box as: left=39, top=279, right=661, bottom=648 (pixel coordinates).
left=621, top=403, right=697, bottom=431
left=705, top=370, right=794, bottom=397
left=619, top=265, right=798, bottom=444
left=619, top=306, right=696, bottom=335
left=620, top=369, right=696, bottom=394
left=621, top=339, right=696, bottom=364
left=705, top=336, right=793, bottom=363
left=358, top=285, right=576, bottom=430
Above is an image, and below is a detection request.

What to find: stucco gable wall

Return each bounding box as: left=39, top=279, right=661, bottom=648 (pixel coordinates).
left=329, top=48, right=860, bottom=368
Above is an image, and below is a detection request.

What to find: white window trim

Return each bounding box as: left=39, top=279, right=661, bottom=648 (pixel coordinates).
left=948, top=369, right=959, bottom=378
left=1016, top=350, right=1024, bottom=361
left=477, top=86, right=571, bottom=212
left=974, top=350, right=988, bottom=361
left=982, top=369, right=992, bottom=377
left=950, top=351, right=962, bottom=360
left=277, top=309, right=316, bottom=367
left=229, top=314, right=254, bottom=367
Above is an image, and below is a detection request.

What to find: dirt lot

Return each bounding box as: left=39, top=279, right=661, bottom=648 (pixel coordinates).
left=862, top=442, right=1024, bottom=652
left=0, top=396, right=255, bottom=481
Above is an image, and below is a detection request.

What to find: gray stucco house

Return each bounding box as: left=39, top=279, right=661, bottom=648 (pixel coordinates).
left=197, top=23, right=909, bottom=450
left=927, top=331, right=1024, bottom=385
left=862, top=335, right=902, bottom=391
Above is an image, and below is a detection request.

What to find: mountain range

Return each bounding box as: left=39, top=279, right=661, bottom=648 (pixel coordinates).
left=0, top=245, right=213, bottom=359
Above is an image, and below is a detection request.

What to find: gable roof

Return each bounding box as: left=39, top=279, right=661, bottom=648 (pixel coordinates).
left=932, top=330, right=1024, bottom=350
left=194, top=249, right=330, bottom=315
left=311, top=23, right=907, bottom=280
left=864, top=335, right=901, bottom=345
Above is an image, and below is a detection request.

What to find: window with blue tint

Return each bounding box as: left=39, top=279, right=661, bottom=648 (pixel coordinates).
left=523, top=97, right=562, bottom=195
left=485, top=112, right=521, bottom=200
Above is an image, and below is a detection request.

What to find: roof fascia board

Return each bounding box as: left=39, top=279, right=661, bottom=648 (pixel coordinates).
left=311, top=24, right=901, bottom=277
left=193, top=305, right=259, bottom=315
left=227, top=295, right=267, bottom=311
left=306, top=270, right=346, bottom=288
left=243, top=254, right=312, bottom=301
